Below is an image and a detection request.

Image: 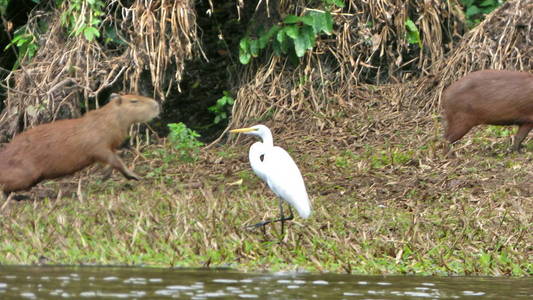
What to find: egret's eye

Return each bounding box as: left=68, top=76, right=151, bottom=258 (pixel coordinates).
left=259, top=154, right=265, bottom=162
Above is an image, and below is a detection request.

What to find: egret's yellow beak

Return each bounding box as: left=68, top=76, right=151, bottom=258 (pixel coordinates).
left=229, top=127, right=258, bottom=133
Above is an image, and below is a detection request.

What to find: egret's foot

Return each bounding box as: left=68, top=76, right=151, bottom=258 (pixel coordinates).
left=248, top=220, right=274, bottom=229
left=244, top=221, right=270, bottom=236
left=248, top=215, right=294, bottom=229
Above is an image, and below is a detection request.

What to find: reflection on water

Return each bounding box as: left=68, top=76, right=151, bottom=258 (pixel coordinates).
left=0, top=266, right=531, bottom=299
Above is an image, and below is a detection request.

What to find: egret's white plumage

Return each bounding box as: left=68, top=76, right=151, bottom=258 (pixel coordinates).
left=230, top=125, right=312, bottom=222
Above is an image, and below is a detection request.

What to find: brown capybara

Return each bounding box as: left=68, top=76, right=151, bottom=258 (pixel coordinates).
left=0, top=93, right=160, bottom=194
left=442, top=70, right=533, bottom=153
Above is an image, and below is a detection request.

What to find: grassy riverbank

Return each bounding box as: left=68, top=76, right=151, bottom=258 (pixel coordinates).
left=1, top=103, right=531, bottom=276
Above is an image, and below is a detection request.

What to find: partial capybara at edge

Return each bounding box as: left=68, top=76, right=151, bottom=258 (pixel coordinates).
left=0, top=93, right=160, bottom=194
left=442, top=70, right=533, bottom=153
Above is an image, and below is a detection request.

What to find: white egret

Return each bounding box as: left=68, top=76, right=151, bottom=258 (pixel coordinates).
left=230, top=124, right=311, bottom=234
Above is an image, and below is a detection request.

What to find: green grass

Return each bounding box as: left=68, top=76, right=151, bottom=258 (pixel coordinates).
left=1, top=105, right=531, bottom=276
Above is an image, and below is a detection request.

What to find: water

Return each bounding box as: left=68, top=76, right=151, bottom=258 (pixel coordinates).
left=0, top=266, right=531, bottom=299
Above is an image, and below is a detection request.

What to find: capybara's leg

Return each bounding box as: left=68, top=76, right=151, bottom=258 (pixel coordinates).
left=100, top=166, right=114, bottom=182
left=512, top=123, right=532, bottom=152
left=96, top=150, right=141, bottom=180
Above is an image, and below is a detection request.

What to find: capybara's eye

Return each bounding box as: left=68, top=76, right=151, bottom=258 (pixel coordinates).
left=130, top=99, right=139, bottom=103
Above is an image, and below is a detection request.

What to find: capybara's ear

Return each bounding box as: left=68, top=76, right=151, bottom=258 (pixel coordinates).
left=109, top=93, right=122, bottom=104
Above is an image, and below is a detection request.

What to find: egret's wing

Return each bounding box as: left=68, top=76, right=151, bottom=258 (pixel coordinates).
left=263, top=146, right=311, bottom=219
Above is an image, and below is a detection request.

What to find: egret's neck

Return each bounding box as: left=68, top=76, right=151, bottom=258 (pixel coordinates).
left=260, top=130, right=274, bottom=147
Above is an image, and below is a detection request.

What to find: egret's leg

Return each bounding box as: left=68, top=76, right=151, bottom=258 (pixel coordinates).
left=282, top=207, right=294, bottom=235
left=281, top=204, right=294, bottom=223
left=279, top=198, right=285, bottom=235
left=248, top=199, right=294, bottom=232
left=249, top=220, right=273, bottom=228
left=279, top=201, right=295, bottom=236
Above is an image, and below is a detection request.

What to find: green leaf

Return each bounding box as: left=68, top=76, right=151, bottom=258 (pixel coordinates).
left=267, top=25, right=281, bottom=38
left=249, top=39, right=259, bottom=57
left=14, top=35, right=29, bottom=47
left=293, top=32, right=308, bottom=57
left=283, top=15, right=300, bottom=24
left=301, top=15, right=314, bottom=27
left=405, top=19, right=417, bottom=32
left=333, top=0, right=345, bottom=8
left=480, top=7, right=494, bottom=14
left=285, top=25, right=299, bottom=39
left=60, top=13, right=68, bottom=26
left=27, top=43, right=38, bottom=58
left=104, top=26, right=126, bottom=45
left=239, top=37, right=250, bottom=52
left=276, top=30, right=291, bottom=54
left=479, top=0, right=496, bottom=7
left=258, top=33, right=269, bottom=49
left=239, top=51, right=251, bottom=64
left=83, top=26, right=100, bottom=41
left=74, top=24, right=85, bottom=36
left=210, top=93, right=233, bottom=124
left=307, top=11, right=326, bottom=34
left=276, top=29, right=286, bottom=43
left=301, top=25, right=316, bottom=49
left=466, top=5, right=481, bottom=17
left=407, top=32, right=418, bottom=45
left=324, top=11, right=333, bottom=34
left=405, top=19, right=422, bottom=47
left=272, top=40, right=282, bottom=56
left=167, top=122, right=203, bottom=162
left=280, top=36, right=291, bottom=54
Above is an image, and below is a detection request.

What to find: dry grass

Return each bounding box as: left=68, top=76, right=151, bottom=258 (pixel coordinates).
left=1, top=95, right=531, bottom=275
left=230, top=0, right=531, bottom=132
left=230, top=0, right=465, bottom=131
left=0, top=0, right=531, bottom=276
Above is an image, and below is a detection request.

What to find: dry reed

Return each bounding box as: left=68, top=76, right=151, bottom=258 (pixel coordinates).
left=0, top=0, right=197, bottom=142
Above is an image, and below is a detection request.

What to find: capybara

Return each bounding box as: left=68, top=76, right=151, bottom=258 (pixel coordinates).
left=0, top=93, right=160, bottom=194
left=442, top=70, right=533, bottom=152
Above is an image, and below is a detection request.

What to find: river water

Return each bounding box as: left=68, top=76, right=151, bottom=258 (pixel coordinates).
left=0, top=266, right=531, bottom=299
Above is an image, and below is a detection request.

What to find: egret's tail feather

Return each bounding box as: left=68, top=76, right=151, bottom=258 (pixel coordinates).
left=295, top=202, right=312, bottom=219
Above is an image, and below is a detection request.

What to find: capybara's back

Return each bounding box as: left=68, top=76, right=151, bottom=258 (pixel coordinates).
left=0, top=93, right=160, bottom=193
left=442, top=70, right=533, bottom=152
